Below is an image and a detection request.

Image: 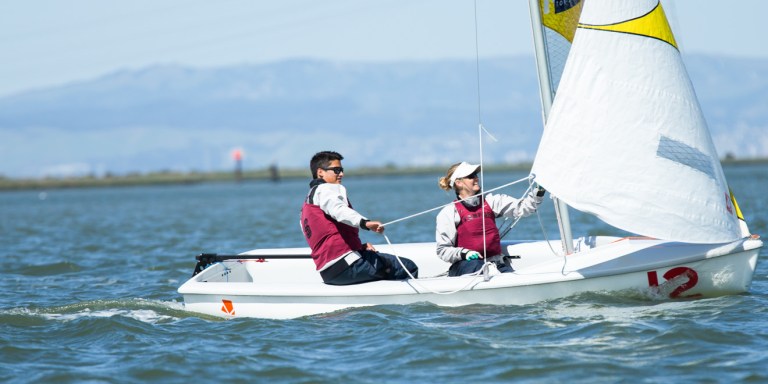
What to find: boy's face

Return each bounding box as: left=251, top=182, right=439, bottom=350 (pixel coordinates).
left=317, top=159, right=344, bottom=184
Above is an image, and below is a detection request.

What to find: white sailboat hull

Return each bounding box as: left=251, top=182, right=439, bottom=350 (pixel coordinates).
left=178, top=236, right=762, bottom=319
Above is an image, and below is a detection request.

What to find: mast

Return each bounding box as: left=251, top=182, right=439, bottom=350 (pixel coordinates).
left=528, top=0, right=575, bottom=255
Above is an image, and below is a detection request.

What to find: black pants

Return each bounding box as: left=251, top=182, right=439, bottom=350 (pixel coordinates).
left=323, top=250, right=418, bottom=285
left=448, top=258, right=514, bottom=277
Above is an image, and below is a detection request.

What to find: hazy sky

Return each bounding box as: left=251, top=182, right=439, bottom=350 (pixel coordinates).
left=1, top=0, right=766, bottom=98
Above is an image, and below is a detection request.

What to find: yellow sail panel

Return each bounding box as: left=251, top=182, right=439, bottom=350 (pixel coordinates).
left=540, top=0, right=583, bottom=42
left=578, top=1, right=677, bottom=49
left=729, top=189, right=745, bottom=221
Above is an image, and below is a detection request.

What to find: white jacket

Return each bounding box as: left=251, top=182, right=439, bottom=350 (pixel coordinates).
left=309, top=182, right=366, bottom=227
left=435, top=192, right=543, bottom=264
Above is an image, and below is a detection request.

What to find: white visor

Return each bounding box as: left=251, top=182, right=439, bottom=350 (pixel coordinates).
left=449, top=162, right=481, bottom=187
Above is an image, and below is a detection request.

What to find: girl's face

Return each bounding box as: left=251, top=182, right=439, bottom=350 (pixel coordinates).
left=454, top=171, right=480, bottom=198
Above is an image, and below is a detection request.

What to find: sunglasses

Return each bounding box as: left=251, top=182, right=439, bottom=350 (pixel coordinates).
left=323, top=166, right=344, bottom=175
left=463, top=171, right=479, bottom=179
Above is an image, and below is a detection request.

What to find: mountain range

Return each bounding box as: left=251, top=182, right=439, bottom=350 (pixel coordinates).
left=0, top=55, right=766, bottom=178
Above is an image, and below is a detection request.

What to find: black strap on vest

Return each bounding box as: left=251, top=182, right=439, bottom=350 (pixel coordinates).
left=306, top=178, right=325, bottom=204
left=307, top=185, right=319, bottom=204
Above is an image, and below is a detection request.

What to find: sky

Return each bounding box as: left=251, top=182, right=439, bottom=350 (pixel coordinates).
left=1, top=0, right=767, bottom=98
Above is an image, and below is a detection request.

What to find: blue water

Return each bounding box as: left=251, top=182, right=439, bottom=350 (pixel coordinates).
left=1, top=166, right=766, bottom=383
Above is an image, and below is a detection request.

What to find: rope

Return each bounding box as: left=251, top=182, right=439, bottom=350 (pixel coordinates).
left=474, top=0, right=490, bottom=280
left=373, top=0, right=550, bottom=295
left=498, top=180, right=536, bottom=238
left=377, top=175, right=533, bottom=295
left=473, top=0, right=483, bottom=126
left=527, top=177, right=570, bottom=274
left=380, top=175, right=533, bottom=227
left=383, top=233, right=489, bottom=295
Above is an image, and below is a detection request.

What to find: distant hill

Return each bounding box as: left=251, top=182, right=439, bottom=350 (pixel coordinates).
left=0, top=55, right=766, bottom=178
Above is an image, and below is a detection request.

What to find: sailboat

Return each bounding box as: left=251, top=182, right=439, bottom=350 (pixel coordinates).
left=178, top=0, right=762, bottom=319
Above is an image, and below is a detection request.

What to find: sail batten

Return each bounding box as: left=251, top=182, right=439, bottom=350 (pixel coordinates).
left=531, top=0, right=741, bottom=244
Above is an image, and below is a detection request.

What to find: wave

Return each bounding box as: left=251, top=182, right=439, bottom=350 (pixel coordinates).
left=12, top=261, right=83, bottom=276
left=0, top=298, right=221, bottom=325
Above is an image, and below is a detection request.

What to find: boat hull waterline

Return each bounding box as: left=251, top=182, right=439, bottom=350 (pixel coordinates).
left=178, top=236, right=762, bottom=319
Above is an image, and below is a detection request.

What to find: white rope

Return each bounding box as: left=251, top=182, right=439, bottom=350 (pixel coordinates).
left=374, top=0, right=530, bottom=295
left=380, top=175, right=533, bottom=227
left=473, top=0, right=483, bottom=127
left=383, top=233, right=488, bottom=295
left=498, top=180, right=536, bottom=238
left=377, top=175, right=533, bottom=295
left=473, top=0, right=493, bottom=281
left=527, top=177, right=570, bottom=274
left=479, top=124, right=488, bottom=274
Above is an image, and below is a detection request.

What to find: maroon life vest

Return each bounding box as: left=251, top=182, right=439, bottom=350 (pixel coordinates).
left=454, top=198, right=502, bottom=257
left=300, top=186, right=363, bottom=270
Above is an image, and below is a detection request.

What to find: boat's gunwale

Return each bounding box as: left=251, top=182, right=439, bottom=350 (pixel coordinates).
left=178, top=237, right=762, bottom=298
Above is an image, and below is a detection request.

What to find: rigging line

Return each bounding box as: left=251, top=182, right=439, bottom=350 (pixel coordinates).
left=479, top=125, right=489, bottom=265
left=379, top=176, right=533, bottom=294
left=383, top=233, right=487, bottom=295
left=473, top=0, right=483, bottom=126
left=473, top=0, right=490, bottom=271
left=381, top=0, right=520, bottom=285
left=529, top=177, right=570, bottom=274
left=499, top=181, right=536, bottom=238
left=479, top=124, right=498, bottom=142
left=381, top=174, right=533, bottom=228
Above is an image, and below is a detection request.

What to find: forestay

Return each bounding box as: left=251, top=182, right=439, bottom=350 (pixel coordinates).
left=531, top=0, right=741, bottom=244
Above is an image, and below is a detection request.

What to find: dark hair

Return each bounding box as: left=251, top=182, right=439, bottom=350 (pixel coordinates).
left=310, top=151, right=343, bottom=178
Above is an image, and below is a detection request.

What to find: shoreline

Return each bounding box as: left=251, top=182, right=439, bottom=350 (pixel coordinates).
left=1, top=158, right=766, bottom=191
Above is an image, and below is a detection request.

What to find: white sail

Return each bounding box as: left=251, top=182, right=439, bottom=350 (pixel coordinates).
left=531, top=0, right=741, bottom=244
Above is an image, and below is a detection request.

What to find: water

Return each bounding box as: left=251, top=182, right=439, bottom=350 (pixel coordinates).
left=2, top=166, right=767, bottom=383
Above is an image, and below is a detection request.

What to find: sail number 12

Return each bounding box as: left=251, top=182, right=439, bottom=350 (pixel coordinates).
left=646, top=267, right=701, bottom=298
